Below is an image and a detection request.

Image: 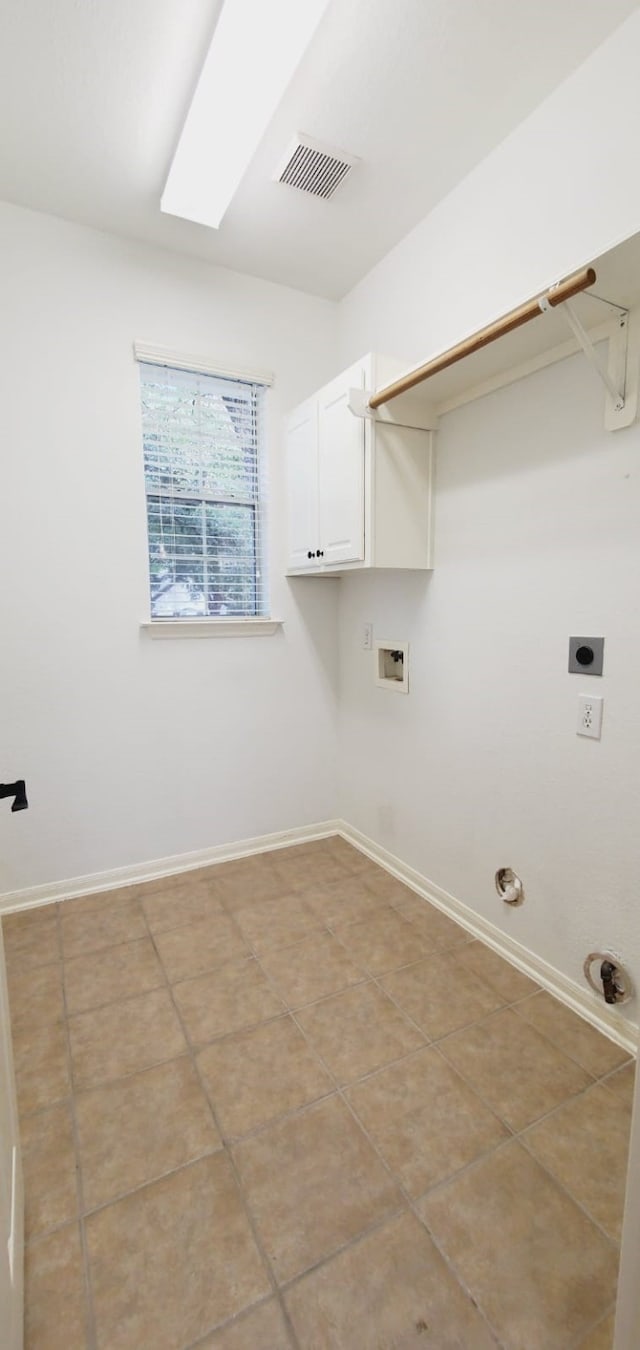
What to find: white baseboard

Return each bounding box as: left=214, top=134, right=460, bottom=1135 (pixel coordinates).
left=337, top=820, right=639, bottom=1058
left=0, top=819, right=342, bottom=915
left=2, top=814, right=636, bottom=1057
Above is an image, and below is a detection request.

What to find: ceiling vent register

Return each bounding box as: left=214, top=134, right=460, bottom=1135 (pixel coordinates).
left=274, top=135, right=358, bottom=200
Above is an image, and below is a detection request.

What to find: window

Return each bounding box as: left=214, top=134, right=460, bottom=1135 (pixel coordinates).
left=138, top=359, right=267, bottom=620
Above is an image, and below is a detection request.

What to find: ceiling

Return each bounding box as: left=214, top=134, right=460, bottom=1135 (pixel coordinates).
left=0, top=0, right=637, bottom=299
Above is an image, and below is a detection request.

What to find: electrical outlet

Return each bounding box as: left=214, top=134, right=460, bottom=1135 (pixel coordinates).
left=577, top=694, right=603, bottom=739
left=363, top=622, right=373, bottom=650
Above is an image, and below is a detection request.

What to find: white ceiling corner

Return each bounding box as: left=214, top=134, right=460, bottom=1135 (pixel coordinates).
left=0, top=0, right=636, bottom=299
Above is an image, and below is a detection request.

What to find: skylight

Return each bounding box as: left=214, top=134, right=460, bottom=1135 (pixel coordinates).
left=161, top=0, right=332, bottom=230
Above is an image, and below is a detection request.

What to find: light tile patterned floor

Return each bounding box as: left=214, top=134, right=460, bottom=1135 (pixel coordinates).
left=3, top=836, right=635, bottom=1350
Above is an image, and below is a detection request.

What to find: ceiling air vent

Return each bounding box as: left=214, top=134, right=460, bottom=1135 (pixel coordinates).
left=274, top=135, right=358, bottom=201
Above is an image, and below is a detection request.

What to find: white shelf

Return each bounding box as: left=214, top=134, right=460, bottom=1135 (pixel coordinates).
left=374, top=232, right=640, bottom=424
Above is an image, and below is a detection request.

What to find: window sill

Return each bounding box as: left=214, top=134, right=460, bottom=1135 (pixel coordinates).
left=140, top=619, right=284, bottom=639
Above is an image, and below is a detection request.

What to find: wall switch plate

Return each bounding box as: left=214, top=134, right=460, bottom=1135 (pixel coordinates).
left=363, top=622, right=373, bottom=650
left=577, top=694, right=603, bottom=739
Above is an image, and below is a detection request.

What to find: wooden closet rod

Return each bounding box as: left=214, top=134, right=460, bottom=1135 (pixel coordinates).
left=368, top=265, right=597, bottom=410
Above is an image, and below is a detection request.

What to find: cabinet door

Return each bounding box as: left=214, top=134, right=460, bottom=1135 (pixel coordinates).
left=286, top=398, right=319, bottom=570
left=317, top=362, right=366, bottom=566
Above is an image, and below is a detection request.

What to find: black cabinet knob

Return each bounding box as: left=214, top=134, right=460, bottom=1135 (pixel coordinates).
left=307, top=550, right=314, bottom=559
left=316, top=549, right=324, bottom=558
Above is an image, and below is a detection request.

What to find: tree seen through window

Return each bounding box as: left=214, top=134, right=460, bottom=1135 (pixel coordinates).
left=139, top=362, right=265, bottom=618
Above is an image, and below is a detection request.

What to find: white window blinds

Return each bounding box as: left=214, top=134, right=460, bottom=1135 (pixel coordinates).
left=138, top=360, right=267, bottom=620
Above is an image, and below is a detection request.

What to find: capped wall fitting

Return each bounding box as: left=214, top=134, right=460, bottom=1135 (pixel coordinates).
left=583, top=951, right=634, bottom=1005
left=495, top=867, right=524, bottom=905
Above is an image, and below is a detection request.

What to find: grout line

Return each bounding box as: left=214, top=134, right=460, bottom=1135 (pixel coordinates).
left=517, top=1072, right=632, bottom=1139
left=16, top=1051, right=195, bottom=1119
left=274, top=1199, right=506, bottom=1350
left=268, top=972, right=372, bottom=1014
left=214, top=1080, right=340, bottom=1151
left=12, top=923, right=523, bottom=1058
left=14, top=903, right=630, bottom=1119
left=177, top=1005, right=291, bottom=1056
left=244, top=929, right=507, bottom=1346
left=3, top=953, right=61, bottom=978
left=182, top=1292, right=282, bottom=1350
left=62, top=928, right=159, bottom=955
left=17, top=974, right=629, bottom=1179
left=70, top=1041, right=196, bottom=1094
left=17, top=875, right=633, bottom=1074
left=13, top=935, right=632, bottom=1139
left=427, top=1017, right=631, bottom=1150
left=139, top=897, right=304, bottom=1350
left=78, top=1143, right=225, bottom=1222
left=294, top=932, right=571, bottom=1138
left=410, top=1134, right=521, bottom=1210
left=517, top=1133, right=622, bottom=1251
left=246, top=895, right=623, bottom=1341
left=65, top=977, right=168, bottom=1022
left=434, top=997, right=602, bottom=1076
left=16, top=1093, right=75, bottom=1123
left=412, top=1131, right=528, bottom=1204
left=56, top=904, right=98, bottom=1350
left=599, top=1059, right=635, bottom=1092
left=279, top=996, right=508, bottom=1347
left=8, top=930, right=565, bottom=1067
left=361, top=976, right=523, bottom=1134
left=23, top=1214, right=83, bottom=1250
left=566, top=1301, right=617, bottom=1350
left=277, top=1203, right=410, bottom=1301
left=16, top=1024, right=430, bottom=1127
left=509, top=996, right=632, bottom=1080
left=14, top=850, right=629, bottom=1347
left=432, top=1034, right=595, bottom=1138
left=380, top=1045, right=624, bottom=1269
left=221, top=1084, right=341, bottom=1148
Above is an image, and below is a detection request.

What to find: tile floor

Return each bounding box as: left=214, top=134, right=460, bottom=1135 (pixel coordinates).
left=2, top=835, right=635, bottom=1350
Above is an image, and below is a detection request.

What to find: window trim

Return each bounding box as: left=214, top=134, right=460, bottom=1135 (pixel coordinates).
left=140, top=618, right=283, bottom=639
left=135, top=341, right=274, bottom=628
left=133, top=341, right=274, bottom=388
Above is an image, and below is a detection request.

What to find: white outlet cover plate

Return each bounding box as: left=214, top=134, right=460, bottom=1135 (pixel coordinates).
left=577, top=694, right=603, bottom=739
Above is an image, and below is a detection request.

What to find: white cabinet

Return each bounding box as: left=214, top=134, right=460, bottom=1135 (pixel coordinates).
left=285, top=398, right=319, bottom=571
left=317, top=362, right=366, bottom=566
left=286, top=354, right=433, bottom=575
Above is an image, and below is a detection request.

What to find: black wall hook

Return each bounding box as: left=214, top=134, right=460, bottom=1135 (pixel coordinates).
left=0, top=780, right=28, bottom=812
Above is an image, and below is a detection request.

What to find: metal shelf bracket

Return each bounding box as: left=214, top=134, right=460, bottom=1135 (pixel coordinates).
left=562, top=299, right=627, bottom=411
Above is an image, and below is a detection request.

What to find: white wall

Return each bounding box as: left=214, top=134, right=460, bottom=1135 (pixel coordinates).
left=0, top=202, right=339, bottom=892
left=340, top=10, right=640, bottom=368
left=338, top=353, right=640, bottom=1010
left=337, top=10, right=640, bottom=1022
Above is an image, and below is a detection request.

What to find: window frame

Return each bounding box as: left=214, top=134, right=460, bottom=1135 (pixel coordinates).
left=134, top=342, right=281, bottom=638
